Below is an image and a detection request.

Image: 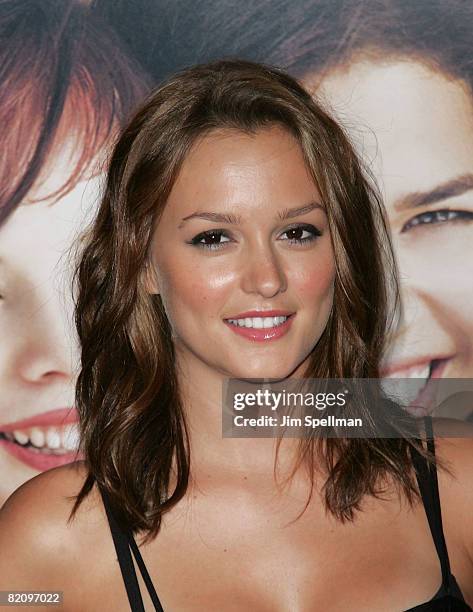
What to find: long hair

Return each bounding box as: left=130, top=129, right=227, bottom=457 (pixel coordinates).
left=0, top=0, right=151, bottom=225
left=70, top=58, right=433, bottom=543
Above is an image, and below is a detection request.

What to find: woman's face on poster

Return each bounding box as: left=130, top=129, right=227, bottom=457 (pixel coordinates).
left=0, top=154, right=101, bottom=506
left=305, top=58, right=473, bottom=393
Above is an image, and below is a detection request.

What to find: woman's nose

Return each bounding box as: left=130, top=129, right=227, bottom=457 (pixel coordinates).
left=240, top=242, right=288, bottom=298
left=15, top=279, right=77, bottom=385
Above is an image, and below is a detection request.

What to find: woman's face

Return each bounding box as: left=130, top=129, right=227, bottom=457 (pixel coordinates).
left=308, top=59, right=473, bottom=390
left=0, top=162, right=101, bottom=506
left=148, top=126, right=336, bottom=383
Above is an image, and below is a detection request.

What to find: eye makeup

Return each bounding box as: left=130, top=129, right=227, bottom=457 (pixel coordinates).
left=188, top=223, right=323, bottom=251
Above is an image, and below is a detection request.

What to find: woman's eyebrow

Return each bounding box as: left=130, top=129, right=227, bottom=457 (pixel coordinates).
left=277, top=202, right=324, bottom=220
left=394, top=173, right=473, bottom=212
left=178, top=201, right=323, bottom=228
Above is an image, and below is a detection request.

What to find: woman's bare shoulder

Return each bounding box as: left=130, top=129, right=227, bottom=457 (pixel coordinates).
left=0, top=461, right=108, bottom=590
left=0, top=460, right=102, bottom=530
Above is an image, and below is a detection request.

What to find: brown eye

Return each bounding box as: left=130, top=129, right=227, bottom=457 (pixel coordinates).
left=190, top=230, right=232, bottom=250
left=280, top=224, right=321, bottom=245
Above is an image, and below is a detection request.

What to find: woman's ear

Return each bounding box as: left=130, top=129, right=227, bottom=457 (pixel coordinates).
left=144, top=261, right=160, bottom=295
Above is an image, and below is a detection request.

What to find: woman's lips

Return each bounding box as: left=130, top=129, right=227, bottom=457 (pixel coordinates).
left=0, top=407, right=82, bottom=472
left=223, top=313, right=295, bottom=341
left=379, top=355, right=452, bottom=378
left=381, top=357, right=451, bottom=416
left=0, top=406, right=78, bottom=432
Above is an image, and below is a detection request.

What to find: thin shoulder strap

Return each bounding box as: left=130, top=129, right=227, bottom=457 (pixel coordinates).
left=100, top=487, right=146, bottom=611
left=128, top=536, right=165, bottom=612
left=412, top=416, right=452, bottom=592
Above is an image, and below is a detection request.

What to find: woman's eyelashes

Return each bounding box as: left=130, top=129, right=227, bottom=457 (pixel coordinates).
left=401, top=208, right=473, bottom=233
left=188, top=223, right=323, bottom=251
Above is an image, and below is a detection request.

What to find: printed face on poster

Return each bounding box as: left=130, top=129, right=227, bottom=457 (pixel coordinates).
left=1, top=0, right=472, bottom=506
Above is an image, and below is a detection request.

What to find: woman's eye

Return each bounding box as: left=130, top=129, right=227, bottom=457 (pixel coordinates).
left=401, top=208, right=473, bottom=232
left=190, top=230, right=232, bottom=250
left=280, top=224, right=322, bottom=245
left=189, top=224, right=321, bottom=251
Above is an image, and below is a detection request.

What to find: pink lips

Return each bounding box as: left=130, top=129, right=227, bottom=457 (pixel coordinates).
left=0, top=407, right=82, bottom=472
left=224, top=312, right=295, bottom=342
left=0, top=407, right=78, bottom=433
left=380, top=358, right=450, bottom=416
left=379, top=355, right=451, bottom=378
left=224, top=309, right=294, bottom=319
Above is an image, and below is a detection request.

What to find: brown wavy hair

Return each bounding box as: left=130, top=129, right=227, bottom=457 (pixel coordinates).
left=70, top=58, right=432, bottom=543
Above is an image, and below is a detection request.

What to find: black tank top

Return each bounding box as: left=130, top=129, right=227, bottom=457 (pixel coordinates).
left=100, top=417, right=471, bottom=611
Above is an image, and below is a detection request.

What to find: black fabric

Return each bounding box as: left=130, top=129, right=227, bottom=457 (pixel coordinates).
left=406, top=416, right=471, bottom=611
left=101, top=491, right=147, bottom=612
left=128, top=535, right=165, bottom=611
left=100, top=416, right=471, bottom=611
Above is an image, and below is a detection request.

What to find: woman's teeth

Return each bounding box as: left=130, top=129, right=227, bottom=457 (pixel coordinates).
left=384, top=362, right=432, bottom=380
left=381, top=360, right=441, bottom=408
left=227, top=315, right=289, bottom=329
left=2, top=423, right=80, bottom=454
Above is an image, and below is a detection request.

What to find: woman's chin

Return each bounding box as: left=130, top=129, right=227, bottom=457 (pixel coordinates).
left=227, top=365, right=296, bottom=383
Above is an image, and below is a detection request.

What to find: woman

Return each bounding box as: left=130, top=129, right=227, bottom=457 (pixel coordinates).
left=1, top=59, right=472, bottom=610
left=162, top=0, right=473, bottom=415
left=256, top=0, right=473, bottom=414
left=0, top=0, right=150, bottom=506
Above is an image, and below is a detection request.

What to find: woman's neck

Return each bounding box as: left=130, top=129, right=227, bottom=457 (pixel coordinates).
left=175, top=347, right=306, bottom=483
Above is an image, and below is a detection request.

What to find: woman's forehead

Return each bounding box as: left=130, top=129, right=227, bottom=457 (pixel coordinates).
left=22, top=138, right=108, bottom=206
left=165, top=127, right=318, bottom=214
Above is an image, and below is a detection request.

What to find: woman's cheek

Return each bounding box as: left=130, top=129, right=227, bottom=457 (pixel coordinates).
left=164, top=270, right=221, bottom=326
left=189, top=267, right=236, bottom=309
left=292, top=256, right=336, bottom=305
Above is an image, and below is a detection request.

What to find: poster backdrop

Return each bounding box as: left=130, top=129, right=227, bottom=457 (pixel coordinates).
left=1, top=0, right=472, bottom=506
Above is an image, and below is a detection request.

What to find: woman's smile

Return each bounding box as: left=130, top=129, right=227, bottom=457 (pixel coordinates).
left=147, top=125, right=336, bottom=381
left=313, top=60, right=473, bottom=390
left=223, top=312, right=296, bottom=341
